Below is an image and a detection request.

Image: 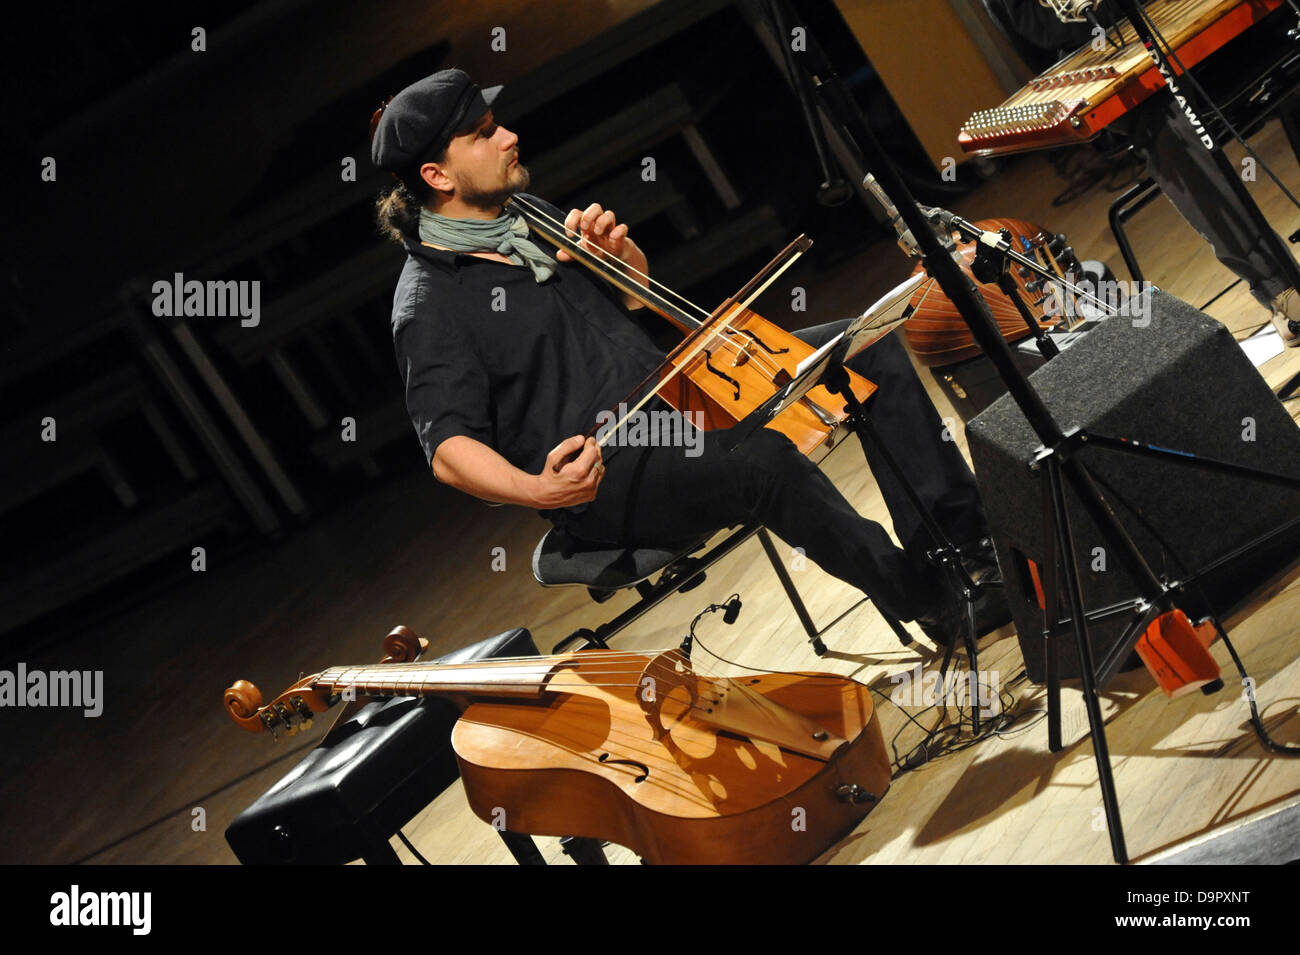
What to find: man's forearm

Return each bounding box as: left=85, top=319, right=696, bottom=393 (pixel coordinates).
left=432, top=435, right=541, bottom=507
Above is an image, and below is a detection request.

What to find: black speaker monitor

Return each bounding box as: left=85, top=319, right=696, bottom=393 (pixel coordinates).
left=967, top=291, right=1300, bottom=683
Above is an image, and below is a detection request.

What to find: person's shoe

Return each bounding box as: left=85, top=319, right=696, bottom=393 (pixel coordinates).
left=960, top=536, right=1003, bottom=588
left=1270, top=288, right=1300, bottom=348
left=914, top=544, right=1014, bottom=647
left=970, top=581, right=1013, bottom=636
left=963, top=537, right=1014, bottom=631
left=917, top=586, right=1013, bottom=647
left=914, top=580, right=964, bottom=648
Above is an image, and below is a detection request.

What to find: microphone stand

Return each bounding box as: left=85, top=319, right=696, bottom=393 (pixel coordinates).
left=862, top=171, right=1121, bottom=356
left=1079, top=1, right=1125, bottom=52
left=761, top=0, right=1300, bottom=864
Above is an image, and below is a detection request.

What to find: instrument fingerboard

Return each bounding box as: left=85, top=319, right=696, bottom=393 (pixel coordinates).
left=959, top=0, right=1283, bottom=154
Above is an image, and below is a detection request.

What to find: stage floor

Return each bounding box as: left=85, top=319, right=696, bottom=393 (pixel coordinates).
left=5, top=118, right=1298, bottom=867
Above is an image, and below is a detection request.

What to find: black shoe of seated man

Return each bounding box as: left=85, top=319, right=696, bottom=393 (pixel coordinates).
left=970, top=580, right=1013, bottom=637
left=960, top=536, right=1003, bottom=588
left=914, top=561, right=1014, bottom=647
left=914, top=580, right=966, bottom=648
left=963, top=537, right=1014, bottom=635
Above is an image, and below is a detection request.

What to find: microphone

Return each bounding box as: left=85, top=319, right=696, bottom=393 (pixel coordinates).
left=1037, top=0, right=1102, bottom=23
left=863, top=174, right=920, bottom=257
left=862, top=174, right=956, bottom=259
left=722, top=596, right=742, bottom=625
left=1039, top=0, right=1123, bottom=50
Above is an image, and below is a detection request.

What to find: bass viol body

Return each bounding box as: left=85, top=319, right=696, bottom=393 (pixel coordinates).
left=225, top=630, right=892, bottom=864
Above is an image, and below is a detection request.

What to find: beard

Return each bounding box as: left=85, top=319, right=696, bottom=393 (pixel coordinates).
left=459, top=162, right=531, bottom=211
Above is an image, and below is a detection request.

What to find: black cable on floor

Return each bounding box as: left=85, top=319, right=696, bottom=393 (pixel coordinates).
left=872, top=665, right=1045, bottom=778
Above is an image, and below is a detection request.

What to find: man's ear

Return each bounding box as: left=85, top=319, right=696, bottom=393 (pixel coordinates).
left=420, top=161, right=454, bottom=198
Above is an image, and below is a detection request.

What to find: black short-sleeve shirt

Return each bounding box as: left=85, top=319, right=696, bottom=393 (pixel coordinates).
left=390, top=195, right=666, bottom=480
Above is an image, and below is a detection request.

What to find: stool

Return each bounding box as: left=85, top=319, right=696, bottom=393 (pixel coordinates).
left=224, top=626, right=608, bottom=865
left=532, top=522, right=912, bottom=656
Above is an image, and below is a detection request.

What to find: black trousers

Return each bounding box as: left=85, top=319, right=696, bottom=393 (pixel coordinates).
left=553, top=324, right=988, bottom=622
left=1127, top=89, right=1300, bottom=308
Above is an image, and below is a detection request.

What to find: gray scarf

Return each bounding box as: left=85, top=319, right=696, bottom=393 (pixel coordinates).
left=418, top=207, right=555, bottom=283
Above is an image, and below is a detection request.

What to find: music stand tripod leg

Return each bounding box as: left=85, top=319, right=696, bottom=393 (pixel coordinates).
left=1039, top=458, right=1065, bottom=753
left=825, top=364, right=989, bottom=731
left=757, top=527, right=830, bottom=656
left=1044, top=450, right=1130, bottom=864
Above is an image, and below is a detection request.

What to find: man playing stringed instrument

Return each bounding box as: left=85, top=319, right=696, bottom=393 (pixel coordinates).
left=370, top=69, right=1009, bottom=644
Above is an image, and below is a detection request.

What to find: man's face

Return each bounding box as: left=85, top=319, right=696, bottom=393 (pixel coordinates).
left=437, top=111, right=530, bottom=209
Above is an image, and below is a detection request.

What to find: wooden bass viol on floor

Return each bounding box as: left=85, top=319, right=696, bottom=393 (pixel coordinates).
left=225, top=626, right=892, bottom=865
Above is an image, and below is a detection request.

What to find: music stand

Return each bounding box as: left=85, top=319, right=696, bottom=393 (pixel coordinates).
left=746, top=274, right=1004, bottom=732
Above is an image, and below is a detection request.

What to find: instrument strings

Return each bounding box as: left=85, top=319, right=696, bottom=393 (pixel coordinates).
left=319, top=645, right=848, bottom=717
left=509, top=194, right=708, bottom=326
left=511, top=194, right=794, bottom=441
left=342, top=654, right=718, bottom=704
left=318, top=648, right=731, bottom=716
left=509, top=193, right=862, bottom=457
left=508, top=194, right=790, bottom=383
left=600, top=250, right=807, bottom=441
